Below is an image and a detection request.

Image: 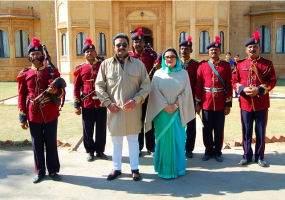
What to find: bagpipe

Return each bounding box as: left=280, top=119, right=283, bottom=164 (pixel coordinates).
left=96, top=55, right=105, bottom=63
left=31, top=45, right=67, bottom=112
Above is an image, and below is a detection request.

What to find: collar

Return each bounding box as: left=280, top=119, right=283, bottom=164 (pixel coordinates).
left=181, top=57, right=191, bottom=64
left=247, top=55, right=260, bottom=62
left=31, top=65, right=45, bottom=71
left=209, top=59, right=220, bottom=65
left=113, top=54, right=130, bottom=62
left=86, top=60, right=97, bottom=65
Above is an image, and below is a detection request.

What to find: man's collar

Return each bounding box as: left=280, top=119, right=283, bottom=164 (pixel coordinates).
left=86, top=60, right=97, bottom=65
left=247, top=55, right=260, bottom=62
left=31, top=65, right=45, bottom=71
left=181, top=57, right=191, bottom=64
left=114, top=54, right=130, bottom=61
left=209, top=58, right=220, bottom=65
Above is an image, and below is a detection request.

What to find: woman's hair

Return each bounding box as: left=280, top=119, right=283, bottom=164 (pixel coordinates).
left=163, top=47, right=178, bottom=59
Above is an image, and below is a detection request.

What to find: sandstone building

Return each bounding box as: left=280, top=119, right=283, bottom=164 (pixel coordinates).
left=0, top=0, right=285, bottom=83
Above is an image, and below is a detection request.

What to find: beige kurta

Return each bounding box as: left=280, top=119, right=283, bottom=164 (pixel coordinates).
left=145, top=68, right=195, bottom=129
left=95, top=55, right=151, bottom=136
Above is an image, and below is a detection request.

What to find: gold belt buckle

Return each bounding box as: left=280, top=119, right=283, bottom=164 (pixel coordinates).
left=211, top=88, right=217, bottom=92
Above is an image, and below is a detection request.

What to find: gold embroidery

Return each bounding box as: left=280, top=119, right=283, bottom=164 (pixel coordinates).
left=236, top=83, right=242, bottom=93
left=31, top=65, right=45, bottom=71
left=19, top=110, right=26, bottom=116
left=86, top=60, right=98, bottom=65
left=259, top=84, right=271, bottom=95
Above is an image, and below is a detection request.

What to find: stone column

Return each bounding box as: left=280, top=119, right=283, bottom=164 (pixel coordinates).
left=190, top=1, right=196, bottom=59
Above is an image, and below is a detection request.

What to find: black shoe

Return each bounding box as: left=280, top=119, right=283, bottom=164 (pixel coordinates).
left=239, top=159, right=251, bottom=165
left=107, top=170, right=121, bottom=181
left=96, top=152, right=108, bottom=160
left=33, top=175, right=44, bottom=183
left=131, top=169, right=141, bottom=181
left=215, top=155, right=223, bottom=162
left=87, top=152, right=94, bottom=162
left=147, top=149, right=155, bottom=157
left=49, top=173, right=61, bottom=181
left=186, top=151, right=194, bottom=158
left=139, top=151, right=143, bottom=157
left=202, top=154, right=212, bottom=161
left=256, top=159, right=267, bottom=167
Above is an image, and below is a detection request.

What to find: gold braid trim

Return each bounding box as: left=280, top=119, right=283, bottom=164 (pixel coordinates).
left=260, top=84, right=271, bottom=95
left=226, top=96, right=232, bottom=103
left=19, top=110, right=26, bottom=116
left=236, top=83, right=242, bottom=93
left=74, top=95, right=81, bottom=103
left=195, top=96, right=201, bottom=102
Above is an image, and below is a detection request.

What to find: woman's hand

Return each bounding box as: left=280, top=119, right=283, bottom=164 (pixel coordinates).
left=164, top=105, right=177, bottom=114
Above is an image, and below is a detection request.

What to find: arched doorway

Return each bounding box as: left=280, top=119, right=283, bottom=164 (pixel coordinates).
left=133, top=27, right=153, bottom=48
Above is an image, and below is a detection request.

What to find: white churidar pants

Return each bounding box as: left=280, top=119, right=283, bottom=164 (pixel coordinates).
left=111, top=133, right=139, bottom=170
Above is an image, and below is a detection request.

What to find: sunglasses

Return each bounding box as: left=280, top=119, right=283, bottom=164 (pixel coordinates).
left=115, top=43, right=128, bottom=48
left=164, top=55, right=177, bottom=60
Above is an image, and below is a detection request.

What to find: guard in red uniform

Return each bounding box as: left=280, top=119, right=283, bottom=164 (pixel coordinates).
left=195, top=36, right=232, bottom=162
left=17, top=37, right=65, bottom=183
left=73, top=38, right=107, bottom=162
left=179, top=36, right=199, bottom=159
left=129, top=28, right=156, bottom=157
left=232, top=31, right=277, bottom=167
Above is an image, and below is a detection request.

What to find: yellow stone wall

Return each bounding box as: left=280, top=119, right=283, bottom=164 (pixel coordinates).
left=0, top=1, right=56, bottom=81
left=1, top=0, right=285, bottom=82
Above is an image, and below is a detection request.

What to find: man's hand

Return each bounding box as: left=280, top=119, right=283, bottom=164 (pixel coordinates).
left=243, top=86, right=259, bottom=97
left=164, top=105, right=176, bottom=114
left=154, top=63, right=162, bottom=70
left=47, top=87, right=58, bottom=94
left=224, top=106, right=231, bottom=116
left=123, top=99, right=136, bottom=110
left=20, top=121, right=29, bottom=130
left=108, top=103, right=121, bottom=113
left=195, top=105, right=201, bottom=114
left=75, top=107, right=82, bottom=115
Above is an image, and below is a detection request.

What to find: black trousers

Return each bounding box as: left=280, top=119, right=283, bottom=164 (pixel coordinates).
left=241, top=109, right=267, bottom=161
left=29, top=119, right=60, bottom=176
left=202, top=110, right=225, bottom=156
left=186, top=117, right=196, bottom=152
left=82, top=107, right=107, bottom=153
left=139, top=96, right=155, bottom=151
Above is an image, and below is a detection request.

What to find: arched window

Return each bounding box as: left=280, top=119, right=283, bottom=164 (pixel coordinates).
left=62, top=34, right=67, bottom=56
left=98, top=33, right=106, bottom=55
left=15, top=30, right=29, bottom=58
left=179, top=31, right=188, bottom=43
left=220, top=31, right=224, bottom=54
left=276, top=25, right=285, bottom=53
left=0, top=30, right=10, bottom=58
left=257, top=26, right=271, bottom=53
left=199, top=30, right=209, bottom=54
left=76, top=32, right=86, bottom=56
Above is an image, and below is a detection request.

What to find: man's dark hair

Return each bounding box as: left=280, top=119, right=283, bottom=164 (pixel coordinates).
left=113, top=33, right=129, bottom=45
left=235, top=54, right=239, bottom=57
left=226, top=52, right=231, bottom=55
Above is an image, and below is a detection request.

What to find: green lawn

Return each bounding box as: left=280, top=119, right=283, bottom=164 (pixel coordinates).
left=0, top=82, right=18, bottom=100
left=273, top=78, right=285, bottom=95
left=0, top=103, right=82, bottom=146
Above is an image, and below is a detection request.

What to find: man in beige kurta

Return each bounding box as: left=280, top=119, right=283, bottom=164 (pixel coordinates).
left=95, top=33, right=150, bottom=181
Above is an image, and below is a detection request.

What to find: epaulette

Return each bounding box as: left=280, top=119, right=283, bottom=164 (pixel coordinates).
left=73, top=65, right=82, bottom=76
left=17, top=70, right=27, bottom=82
left=220, top=59, right=229, bottom=63
left=200, top=60, right=208, bottom=64
left=261, top=56, right=272, bottom=62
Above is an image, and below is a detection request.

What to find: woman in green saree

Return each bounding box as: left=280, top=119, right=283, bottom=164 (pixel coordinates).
left=145, top=47, right=195, bottom=179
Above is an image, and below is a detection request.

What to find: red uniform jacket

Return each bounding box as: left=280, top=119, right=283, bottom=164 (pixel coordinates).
left=129, top=48, right=156, bottom=75
left=17, top=66, right=64, bottom=123
left=181, top=58, right=199, bottom=97
left=195, top=60, right=232, bottom=111
left=232, top=56, right=277, bottom=112
left=73, top=61, right=101, bottom=108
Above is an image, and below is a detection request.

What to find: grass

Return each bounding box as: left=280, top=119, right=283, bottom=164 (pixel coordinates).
left=224, top=100, right=285, bottom=142
left=0, top=82, right=18, bottom=100
left=0, top=103, right=82, bottom=146
left=273, top=78, right=285, bottom=95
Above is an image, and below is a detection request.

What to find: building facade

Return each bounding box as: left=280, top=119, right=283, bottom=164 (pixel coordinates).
left=0, top=0, right=285, bottom=83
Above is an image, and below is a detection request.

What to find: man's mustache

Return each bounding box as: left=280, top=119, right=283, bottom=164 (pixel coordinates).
left=250, top=51, right=256, bottom=53
left=135, top=45, right=142, bottom=48
left=119, top=49, right=125, bottom=52
left=29, top=56, right=44, bottom=63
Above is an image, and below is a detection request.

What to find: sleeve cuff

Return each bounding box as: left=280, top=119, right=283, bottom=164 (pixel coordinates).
left=238, top=85, right=246, bottom=95
left=225, top=101, right=232, bottom=107
left=19, top=114, right=27, bottom=122
left=74, top=102, right=81, bottom=108
left=103, top=100, right=112, bottom=108
left=133, top=95, right=143, bottom=105
left=56, top=88, right=64, bottom=98
left=195, top=100, right=201, bottom=106
left=258, top=86, right=265, bottom=96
